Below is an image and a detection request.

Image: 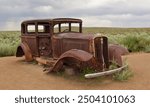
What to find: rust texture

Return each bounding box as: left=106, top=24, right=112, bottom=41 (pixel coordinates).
left=16, top=18, right=128, bottom=73
left=109, top=44, right=129, bottom=66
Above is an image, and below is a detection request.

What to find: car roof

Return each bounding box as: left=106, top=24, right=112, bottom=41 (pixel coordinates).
left=22, top=18, right=82, bottom=24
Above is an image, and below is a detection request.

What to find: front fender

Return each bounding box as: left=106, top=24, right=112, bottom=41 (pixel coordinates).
left=109, top=44, right=129, bottom=66
left=48, top=49, right=102, bottom=72
left=16, top=42, right=33, bottom=61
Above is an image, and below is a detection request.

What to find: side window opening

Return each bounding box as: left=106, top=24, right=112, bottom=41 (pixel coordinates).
left=54, top=23, right=80, bottom=34
left=71, top=23, right=80, bottom=32
left=54, top=24, right=59, bottom=33
left=54, top=23, right=69, bottom=33
left=37, top=23, right=50, bottom=34
left=38, top=25, right=44, bottom=33
left=27, top=24, right=35, bottom=33
left=61, top=23, right=69, bottom=32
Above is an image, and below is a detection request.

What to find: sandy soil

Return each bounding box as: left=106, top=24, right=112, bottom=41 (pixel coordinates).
left=0, top=53, right=150, bottom=90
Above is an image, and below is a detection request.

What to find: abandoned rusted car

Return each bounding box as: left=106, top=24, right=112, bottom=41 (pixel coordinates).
left=16, top=18, right=128, bottom=78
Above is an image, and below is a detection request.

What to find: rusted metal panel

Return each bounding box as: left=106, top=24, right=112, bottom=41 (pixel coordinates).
left=108, top=44, right=129, bottom=66
left=52, top=37, right=62, bottom=58
left=94, top=36, right=109, bottom=69
left=102, top=37, right=109, bottom=68
left=38, top=36, right=52, bottom=57
left=48, top=49, right=104, bottom=72
left=16, top=42, right=33, bottom=61
left=53, top=18, right=82, bottom=25
left=22, top=18, right=82, bottom=26
left=54, top=33, right=94, bottom=40
left=59, top=49, right=93, bottom=61
left=94, top=37, right=104, bottom=65
left=62, top=39, right=90, bottom=53
left=52, top=33, right=95, bottom=58
left=21, top=36, right=38, bottom=56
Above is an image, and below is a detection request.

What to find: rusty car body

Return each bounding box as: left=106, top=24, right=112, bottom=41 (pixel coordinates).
left=16, top=18, right=128, bottom=77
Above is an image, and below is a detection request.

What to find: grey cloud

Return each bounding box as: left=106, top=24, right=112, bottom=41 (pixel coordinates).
left=0, top=0, right=150, bottom=30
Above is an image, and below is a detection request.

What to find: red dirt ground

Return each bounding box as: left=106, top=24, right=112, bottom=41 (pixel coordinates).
left=0, top=53, right=150, bottom=90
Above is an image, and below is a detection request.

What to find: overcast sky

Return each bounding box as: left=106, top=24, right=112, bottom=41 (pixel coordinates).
left=0, top=0, right=150, bottom=30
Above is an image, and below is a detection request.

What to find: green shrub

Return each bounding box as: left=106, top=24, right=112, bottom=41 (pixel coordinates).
left=107, top=32, right=150, bottom=52
left=109, top=60, right=118, bottom=70
left=0, top=28, right=150, bottom=57
left=144, top=45, right=150, bottom=53
left=113, top=68, right=133, bottom=81
left=109, top=59, right=133, bottom=81
left=118, top=35, right=150, bottom=52
left=0, top=44, right=17, bottom=57
left=0, top=31, right=20, bottom=57
left=81, top=67, right=95, bottom=75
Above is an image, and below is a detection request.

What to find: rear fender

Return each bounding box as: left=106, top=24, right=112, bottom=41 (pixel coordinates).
left=16, top=42, right=33, bottom=61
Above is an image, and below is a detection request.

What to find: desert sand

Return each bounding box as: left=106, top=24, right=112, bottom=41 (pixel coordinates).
left=0, top=53, right=150, bottom=90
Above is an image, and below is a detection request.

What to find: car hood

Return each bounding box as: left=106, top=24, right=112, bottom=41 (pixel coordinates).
left=54, top=33, right=102, bottom=40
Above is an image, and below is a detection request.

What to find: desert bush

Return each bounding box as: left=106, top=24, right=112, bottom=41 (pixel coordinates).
left=145, top=45, right=150, bottom=53
left=81, top=67, right=95, bottom=75
left=83, top=27, right=150, bottom=52
left=0, top=44, right=16, bottom=57
left=117, top=33, right=150, bottom=52
left=0, top=28, right=150, bottom=57
left=0, top=31, right=20, bottom=57
left=106, top=32, right=150, bottom=52
left=109, top=59, right=133, bottom=81
left=113, top=67, right=133, bottom=81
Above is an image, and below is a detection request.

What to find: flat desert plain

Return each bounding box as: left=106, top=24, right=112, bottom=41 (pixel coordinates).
left=0, top=53, right=150, bottom=90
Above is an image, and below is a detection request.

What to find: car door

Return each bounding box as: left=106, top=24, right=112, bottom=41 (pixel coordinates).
left=37, top=23, right=52, bottom=57
left=21, top=23, right=39, bottom=56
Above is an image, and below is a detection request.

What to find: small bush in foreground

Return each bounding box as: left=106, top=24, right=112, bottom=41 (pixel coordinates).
left=109, top=60, right=133, bottom=81
left=113, top=68, right=133, bottom=81
left=81, top=67, right=95, bottom=75
left=109, top=60, right=118, bottom=70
